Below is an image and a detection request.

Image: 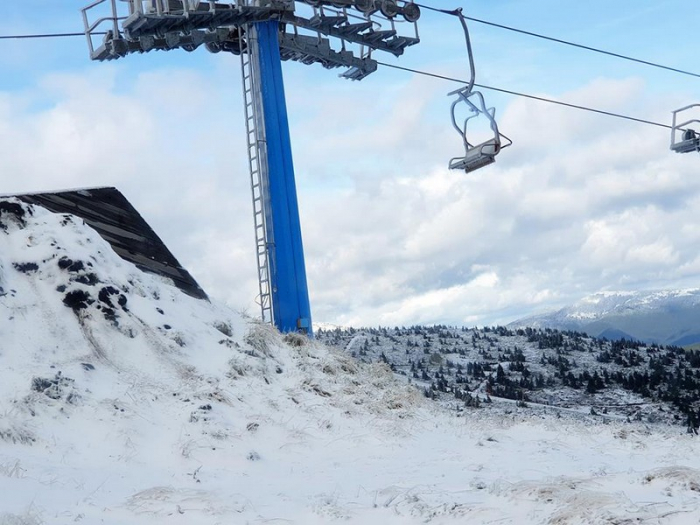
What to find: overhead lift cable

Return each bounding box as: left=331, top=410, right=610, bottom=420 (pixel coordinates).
left=0, top=32, right=87, bottom=39
left=412, top=3, right=697, bottom=155
left=377, top=60, right=674, bottom=131
left=0, top=29, right=678, bottom=131
left=414, top=2, right=700, bottom=80
left=2, top=4, right=698, bottom=79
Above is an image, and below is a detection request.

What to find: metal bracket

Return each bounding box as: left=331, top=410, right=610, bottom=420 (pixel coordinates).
left=279, top=33, right=377, bottom=79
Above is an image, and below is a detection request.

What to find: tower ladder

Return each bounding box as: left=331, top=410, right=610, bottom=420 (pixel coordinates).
left=240, top=24, right=274, bottom=325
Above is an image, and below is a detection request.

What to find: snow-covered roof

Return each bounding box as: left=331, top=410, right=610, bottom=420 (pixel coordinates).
left=11, top=187, right=208, bottom=300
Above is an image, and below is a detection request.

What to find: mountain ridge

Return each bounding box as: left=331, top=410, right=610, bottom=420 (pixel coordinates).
left=508, top=289, right=700, bottom=345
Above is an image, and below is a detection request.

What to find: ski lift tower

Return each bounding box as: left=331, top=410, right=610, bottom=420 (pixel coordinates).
left=81, top=0, right=423, bottom=335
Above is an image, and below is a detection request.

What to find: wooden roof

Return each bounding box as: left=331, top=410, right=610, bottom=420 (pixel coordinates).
left=14, top=187, right=208, bottom=301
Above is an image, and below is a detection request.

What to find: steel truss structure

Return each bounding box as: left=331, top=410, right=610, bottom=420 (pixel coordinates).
left=82, top=0, right=420, bottom=80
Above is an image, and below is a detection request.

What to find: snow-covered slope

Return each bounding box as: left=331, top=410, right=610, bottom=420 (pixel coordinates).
left=3, top=198, right=700, bottom=524
left=510, top=289, right=700, bottom=345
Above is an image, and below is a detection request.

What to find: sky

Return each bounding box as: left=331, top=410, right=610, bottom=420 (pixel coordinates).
left=1, top=0, right=699, bottom=328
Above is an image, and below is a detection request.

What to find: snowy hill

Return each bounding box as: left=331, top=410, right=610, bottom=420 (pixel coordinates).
left=317, top=324, right=700, bottom=427
left=509, top=290, right=700, bottom=346
left=3, top=198, right=700, bottom=524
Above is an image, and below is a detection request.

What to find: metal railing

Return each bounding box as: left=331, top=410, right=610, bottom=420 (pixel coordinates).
left=81, top=0, right=123, bottom=57
left=671, top=104, right=700, bottom=154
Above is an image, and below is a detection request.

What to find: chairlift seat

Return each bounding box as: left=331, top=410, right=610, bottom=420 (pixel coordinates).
left=671, top=137, right=700, bottom=154
left=671, top=129, right=700, bottom=154
left=450, top=154, right=494, bottom=173
left=449, top=138, right=499, bottom=173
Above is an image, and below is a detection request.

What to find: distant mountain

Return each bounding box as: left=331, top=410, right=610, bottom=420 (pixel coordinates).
left=509, top=290, right=700, bottom=346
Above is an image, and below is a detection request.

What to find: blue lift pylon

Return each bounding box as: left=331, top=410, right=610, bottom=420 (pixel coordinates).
left=252, top=21, right=312, bottom=334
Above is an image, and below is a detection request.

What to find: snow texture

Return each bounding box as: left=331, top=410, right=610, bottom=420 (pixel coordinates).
left=2, top=198, right=700, bottom=524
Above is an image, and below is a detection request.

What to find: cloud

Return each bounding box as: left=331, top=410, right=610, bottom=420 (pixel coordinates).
left=1, top=63, right=699, bottom=329
left=580, top=209, right=680, bottom=269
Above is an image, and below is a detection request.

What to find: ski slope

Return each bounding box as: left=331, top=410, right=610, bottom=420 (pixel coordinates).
left=1, top=198, right=700, bottom=524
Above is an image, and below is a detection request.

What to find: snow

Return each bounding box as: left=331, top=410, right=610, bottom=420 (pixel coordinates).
left=2, top=198, right=700, bottom=524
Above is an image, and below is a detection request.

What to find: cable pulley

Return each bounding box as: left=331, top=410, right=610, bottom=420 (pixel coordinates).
left=299, top=0, right=420, bottom=22
left=401, top=2, right=420, bottom=22
left=379, top=0, right=399, bottom=19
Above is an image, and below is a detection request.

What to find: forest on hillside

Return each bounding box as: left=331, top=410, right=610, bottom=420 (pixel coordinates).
left=317, top=325, right=700, bottom=430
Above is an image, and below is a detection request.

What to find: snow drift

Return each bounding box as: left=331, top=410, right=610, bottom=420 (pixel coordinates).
left=2, top=198, right=700, bottom=524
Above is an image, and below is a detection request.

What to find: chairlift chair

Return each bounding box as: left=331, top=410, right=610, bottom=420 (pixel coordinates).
left=442, top=7, right=509, bottom=173
left=670, top=104, right=700, bottom=154
left=448, top=87, right=510, bottom=173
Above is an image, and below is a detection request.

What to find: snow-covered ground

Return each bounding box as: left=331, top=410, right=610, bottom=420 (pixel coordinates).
left=2, top=198, right=700, bottom=524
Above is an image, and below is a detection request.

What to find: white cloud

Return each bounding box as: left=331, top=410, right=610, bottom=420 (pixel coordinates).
left=1, top=64, right=700, bottom=328
left=580, top=209, right=680, bottom=269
